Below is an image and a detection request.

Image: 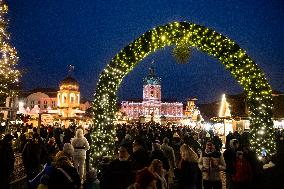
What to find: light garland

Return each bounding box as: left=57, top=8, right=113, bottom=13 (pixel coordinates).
left=91, top=21, right=276, bottom=167
left=0, top=0, right=20, bottom=104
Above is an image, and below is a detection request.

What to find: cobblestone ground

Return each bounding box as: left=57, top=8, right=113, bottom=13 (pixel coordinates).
left=10, top=153, right=28, bottom=189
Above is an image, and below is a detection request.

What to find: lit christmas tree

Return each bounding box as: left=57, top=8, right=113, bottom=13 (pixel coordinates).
left=0, top=0, right=20, bottom=104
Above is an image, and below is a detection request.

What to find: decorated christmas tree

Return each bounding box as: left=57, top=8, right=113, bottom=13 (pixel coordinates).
left=0, top=0, right=20, bottom=104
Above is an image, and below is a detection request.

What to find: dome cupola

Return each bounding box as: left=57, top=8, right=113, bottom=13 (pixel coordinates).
left=143, top=66, right=161, bottom=85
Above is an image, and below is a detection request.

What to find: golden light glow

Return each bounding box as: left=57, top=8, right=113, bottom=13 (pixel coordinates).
left=0, top=0, right=20, bottom=99
left=91, top=21, right=276, bottom=168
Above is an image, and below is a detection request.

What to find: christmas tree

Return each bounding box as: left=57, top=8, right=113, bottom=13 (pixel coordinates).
left=0, top=0, right=19, bottom=104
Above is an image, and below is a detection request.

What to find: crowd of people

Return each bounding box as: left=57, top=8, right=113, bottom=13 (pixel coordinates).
left=0, top=122, right=283, bottom=189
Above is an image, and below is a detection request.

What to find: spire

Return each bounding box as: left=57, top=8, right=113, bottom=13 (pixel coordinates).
left=143, top=60, right=161, bottom=85
left=149, top=60, right=155, bottom=75
left=68, top=65, right=75, bottom=76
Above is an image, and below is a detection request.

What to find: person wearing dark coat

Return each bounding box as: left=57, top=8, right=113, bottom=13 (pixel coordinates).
left=150, top=141, right=170, bottom=171
left=212, top=134, right=222, bottom=152
left=100, top=141, right=135, bottom=189
left=177, top=144, right=202, bottom=189
left=22, top=133, right=48, bottom=180
left=63, top=126, right=75, bottom=144
left=0, top=134, right=15, bottom=189
left=84, top=128, right=92, bottom=172
left=48, top=143, right=81, bottom=189
left=223, top=139, right=239, bottom=175
left=130, top=138, right=150, bottom=170
left=225, top=132, right=234, bottom=149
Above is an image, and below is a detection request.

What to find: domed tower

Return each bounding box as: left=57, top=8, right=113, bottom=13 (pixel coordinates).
left=57, top=73, right=80, bottom=118
left=143, top=66, right=161, bottom=101
left=142, top=66, right=161, bottom=116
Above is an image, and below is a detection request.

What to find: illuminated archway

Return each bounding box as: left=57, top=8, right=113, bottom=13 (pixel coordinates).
left=91, top=22, right=276, bottom=164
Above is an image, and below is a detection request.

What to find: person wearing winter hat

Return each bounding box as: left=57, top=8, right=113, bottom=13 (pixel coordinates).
left=54, top=143, right=74, bottom=163
left=48, top=143, right=81, bottom=189
left=119, top=140, right=133, bottom=160
left=100, top=141, right=135, bottom=189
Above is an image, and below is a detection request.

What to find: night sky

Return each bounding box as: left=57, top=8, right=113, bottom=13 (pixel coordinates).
left=7, top=0, right=284, bottom=104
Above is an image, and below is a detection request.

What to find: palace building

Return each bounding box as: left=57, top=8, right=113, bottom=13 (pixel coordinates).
left=120, top=66, right=183, bottom=123
left=17, top=71, right=91, bottom=126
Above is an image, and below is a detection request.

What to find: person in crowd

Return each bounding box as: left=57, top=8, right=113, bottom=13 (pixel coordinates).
left=14, top=131, right=27, bottom=152
left=212, top=133, right=222, bottom=152
left=176, top=143, right=202, bottom=189
left=100, top=141, right=135, bottom=189
left=63, top=125, right=75, bottom=144
left=71, top=128, right=90, bottom=180
left=198, top=140, right=226, bottom=189
left=30, top=142, right=74, bottom=188
left=148, top=159, right=167, bottom=189
left=22, top=133, right=48, bottom=180
left=172, top=132, right=182, bottom=161
left=46, top=137, right=58, bottom=159
left=84, top=127, right=92, bottom=172
left=233, top=131, right=241, bottom=145
left=183, top=134, right=201, bottom=154
left=40, top=125, right=48, bottom=141
left=83, top=169, right=100, bottom=189
left=223, top=139, right=239, bottom=188
left=150, top=140, right=170, bottom=171
left=0, top=134, right=15, bottom=189
left=260, top=151, right=284, bottom=189
left=53, top=124, right=63, bottom=150
left=242, top=143, right=263, bottom=189
left=161, top=137, right=176, bottom=187
left=232, top=151, right=253, bottom=189
left=130, top=137, right=150, bottom=170
left=48, top=143, right=81, bottom=189
left=37, top=174, right=49, bottom=189
left=29, top=161, right=54, bottom=189
left=225, top=132, right=234, bottom=149
left=127, top=167, right=157, bottom=189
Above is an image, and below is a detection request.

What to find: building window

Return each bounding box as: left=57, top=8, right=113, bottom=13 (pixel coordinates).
left=52, top=101, right=56, bottom=107
left=43, top=101, right=47, bottom=108
left=31, top=101, right=34, bottom=108
left=71, top=96, right=74, bottom=103
left=38, top=100, right=41, bottom=105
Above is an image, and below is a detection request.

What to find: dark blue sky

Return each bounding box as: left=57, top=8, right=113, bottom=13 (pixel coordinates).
left=7, top=0, right=284, bottom=103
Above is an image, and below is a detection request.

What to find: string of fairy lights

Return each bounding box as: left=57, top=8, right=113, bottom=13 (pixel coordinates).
left=91, top=21, right=276, bottom=167
left=0, top=0, right=20, bottom=103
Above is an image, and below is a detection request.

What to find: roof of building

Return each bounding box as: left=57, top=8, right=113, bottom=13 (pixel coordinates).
left=198, top=91, right=284, bottom=121
left=143, top=67, right=161, bottom=85
left=122, top=98, right=143, bottom=103
left=60, top=76, right=79, bottom=86
left=226, top=93, right=248, bottom=117
left=198, top=101, right=220, bottom=121
left=21, top=88, right=58, bottom=98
